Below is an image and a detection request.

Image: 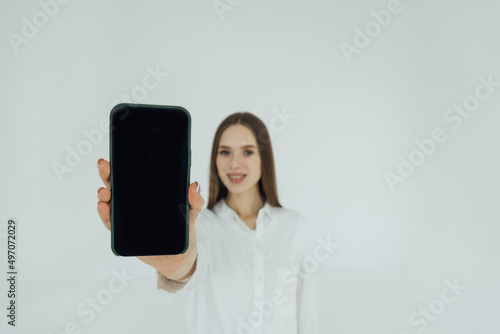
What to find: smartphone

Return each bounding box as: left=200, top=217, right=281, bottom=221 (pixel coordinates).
left=109, top=103, right=191, bottom=256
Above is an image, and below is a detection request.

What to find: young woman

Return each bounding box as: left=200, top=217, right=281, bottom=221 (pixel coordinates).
left=97, top=112, right=319, bottom=333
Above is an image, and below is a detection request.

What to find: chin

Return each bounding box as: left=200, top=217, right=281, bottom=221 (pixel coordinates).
left=225, top=180, right=258, bottom=194
left=226, top=185, right=248, bottom=193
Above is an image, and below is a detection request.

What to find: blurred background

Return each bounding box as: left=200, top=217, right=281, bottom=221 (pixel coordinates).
left=1, top=0, right=499, bottom=333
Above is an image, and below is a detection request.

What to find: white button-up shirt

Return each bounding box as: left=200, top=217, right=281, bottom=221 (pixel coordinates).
left=157, top=198, right=319, bottom=334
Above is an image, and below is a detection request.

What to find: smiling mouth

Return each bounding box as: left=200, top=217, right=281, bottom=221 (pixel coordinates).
left=228, top=174, right=246, bottom=180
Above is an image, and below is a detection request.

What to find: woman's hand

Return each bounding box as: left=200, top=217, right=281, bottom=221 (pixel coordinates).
left=96, top=158, right=205, bottom=280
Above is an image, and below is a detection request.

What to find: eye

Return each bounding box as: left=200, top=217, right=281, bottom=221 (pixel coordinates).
left=244, top=150, right=254, bottom=155
left=219, top=150, right=229, bottom=155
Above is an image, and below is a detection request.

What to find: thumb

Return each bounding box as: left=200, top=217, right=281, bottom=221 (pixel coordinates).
left=188, top=181, right=205, bottom=223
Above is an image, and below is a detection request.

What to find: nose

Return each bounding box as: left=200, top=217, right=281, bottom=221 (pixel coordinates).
left=229, top=156, right=242, bottom=169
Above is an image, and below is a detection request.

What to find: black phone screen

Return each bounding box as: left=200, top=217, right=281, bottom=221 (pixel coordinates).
left=109, top=104, right=191, bottom=256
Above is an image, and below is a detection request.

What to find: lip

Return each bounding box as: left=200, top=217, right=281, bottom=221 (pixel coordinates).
left=227, top=173, right=246, bottom=183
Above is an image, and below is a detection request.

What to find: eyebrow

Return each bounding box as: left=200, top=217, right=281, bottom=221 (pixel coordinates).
left=218, top=144, right=256, bottom=149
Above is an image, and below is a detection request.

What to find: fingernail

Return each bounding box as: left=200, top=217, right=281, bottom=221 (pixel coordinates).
left=196, top=182, right=201, bottom=193
left=97, top=158, right=103, bottom=168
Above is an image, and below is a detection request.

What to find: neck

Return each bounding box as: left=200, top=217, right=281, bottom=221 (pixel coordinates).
left=225, top=186, right=265, bottom=217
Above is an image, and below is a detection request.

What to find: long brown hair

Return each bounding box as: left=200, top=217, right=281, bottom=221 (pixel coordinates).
left=207, top=112, right=282, bottom=210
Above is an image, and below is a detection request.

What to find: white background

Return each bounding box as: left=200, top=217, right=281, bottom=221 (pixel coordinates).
left=1, top=0, right=499, bottom=333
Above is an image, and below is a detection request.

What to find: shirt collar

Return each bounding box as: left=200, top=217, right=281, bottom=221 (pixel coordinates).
left=213, top=198, right=273, bottom=222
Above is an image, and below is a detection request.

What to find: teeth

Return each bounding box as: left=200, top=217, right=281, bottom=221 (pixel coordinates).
left=229, top=175, right=244, bottom=179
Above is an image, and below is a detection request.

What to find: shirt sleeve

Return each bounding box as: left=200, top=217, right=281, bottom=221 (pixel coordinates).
left=156, top=253, right=197, bottom=294
left=296, top=214, right=320, bottom=334
left=156, top=217, right=209, bottom=297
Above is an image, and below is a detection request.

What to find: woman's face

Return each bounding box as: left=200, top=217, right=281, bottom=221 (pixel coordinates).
left=216, top=124, right=261, bottom=195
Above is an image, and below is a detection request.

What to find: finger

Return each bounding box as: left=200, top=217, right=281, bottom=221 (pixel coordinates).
left=187, top=182, right=205, bottom=229
left=97, top=158, right=111, bottom=188
left=97, top=187, right=111, bottom=202
left=97, top=201, right=111, bottom=231
left=188, top=182, right=205, bottom=211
